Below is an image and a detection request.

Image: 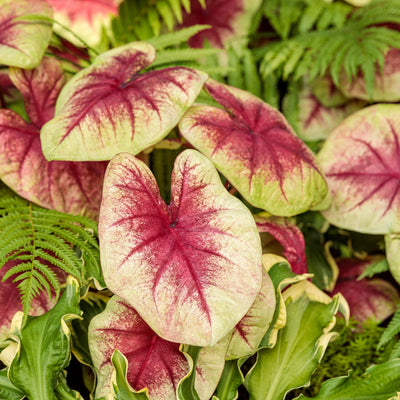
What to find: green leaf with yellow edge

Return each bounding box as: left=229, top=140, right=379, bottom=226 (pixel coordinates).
left=296, top=359, right=400, bottom=400
left=0, top=0, right=53, bottom=69
left=386, top=233, right=400, bottom=285
left=7, top=276, right=81, bottom=400
left=245, top=280, right=345, bottom=400
left=0, top=368, right=24, bottom=400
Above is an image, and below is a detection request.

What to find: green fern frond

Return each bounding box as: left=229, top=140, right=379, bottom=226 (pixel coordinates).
left=111, top=0, right=204, bottom=44
left=0, top=185, right=101, bottom=318
left=260, top=0, right=400, bottom=98
left=378, top=305, right=400, bottom=350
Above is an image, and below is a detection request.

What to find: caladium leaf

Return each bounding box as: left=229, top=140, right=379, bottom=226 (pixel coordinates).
left=179, top=0, right=262, bottom=50
left=88, top=295, right=188, bottom=400
left=318, top=104, right=400, bottom=234
left=244, top=280, right=342, bottom=400
left=290, top=85, right=366, bottom=142
left=179, top=79, right=328, bottom=216
left=0, top=57, right=107, bottom=219
left=99, top=149, right=262, bottom=346
left=339, top=48, right=400, bottom=102
left=225, top=267, right=276, bottom=360
left=255, top=214, right=308, bottom=275
left=0, top=0, right=53, bottom=69
left=41, top=42, right=208, bottom=161
left=7, top=277, right=81, bottom=400
left=332, top=258, right=400, bottom=323
left=45, top=0, right=121, bottom=48
left=296, top=359, right=400, bottom=400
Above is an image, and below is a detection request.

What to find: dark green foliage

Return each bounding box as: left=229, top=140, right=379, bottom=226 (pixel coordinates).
left=258, top=0, right=400, bottom=98
left=292, top=318, right=388, bottom=398
left=0, top=184, right=101, bottom=317
left=378, top=305, right=400, bottom=350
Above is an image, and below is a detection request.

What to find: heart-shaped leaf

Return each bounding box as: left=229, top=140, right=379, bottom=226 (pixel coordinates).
left=255, top=214, right=308, bottom=275
left=41, top=42, right=208, bottom=161
left=318, top=104, right=400, bottom=234
left=0, top=57, right=107, bottom=218
left=89, top=295, right=188, bottom=400
left=45, top=0, right=121, bottom=48
left=179, top=79, right=327, bottom=216
left=99, top=149, right=262, bottom=346
left=0, top=0, right=53, bottom=69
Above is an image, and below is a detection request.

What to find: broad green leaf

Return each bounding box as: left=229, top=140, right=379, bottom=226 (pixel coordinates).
left=0, top=0, right=53, bottom=69
left=177, top=346, right=202, bottom=400
left=245, top=281, right=342, bottom=400
left=88, top=296, right=188, bottom=400
left=214, top=360, right=245, bottom=400
left=296, top=359, right=400, bottom=400
left=318, top=104, right=400, bottom=234
left=0, top=368, right=25, bottom=400
left=41, top=42, right=208, bottom=161
left=8, top=277, right=81, bottom=400
left=179, top=79, right=328, bottom=216
left=99, top=150, right=262, bottom=346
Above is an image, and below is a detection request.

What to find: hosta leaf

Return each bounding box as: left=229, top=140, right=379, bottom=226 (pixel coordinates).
left=41, top=42, right=208, bottom=161
left=255, top=214, right=308, bottom=275
left=0, top=368, right=25, bottom=400
left=99, top=149, right=262, bottom=346
left=296, top=359, right=400, bottom=400
left=8, top=277, right=81, bottom=400
left=225, top=267, right=276, bottom=360
left=245, top=281, right=341, bottom=400
left=45, top=0, right=121, bottom=48
left=0, top=0, right=53, bottom=69
left=0, top=58, right=107, bottom=219
left=332, top=258, right=400, bottom=323
left=318, top=104, right=400, bottom=234
left=179, top=79, right=327, bottom=216
left=88, top=295, right=188, bottom=400
left=386, top=233, right=400, bottom=285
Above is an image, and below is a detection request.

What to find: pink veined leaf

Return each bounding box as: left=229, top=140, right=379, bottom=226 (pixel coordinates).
left=225, top=267, right=276, bottom=360
left=339, top=47, right=400, bottom=102
left=255, top=215, right=308, bottom=275
left=291, top=85, right=366, bottom=142
left=99, top=149, right=262, bottom=346
left=179, top=79, right=327, bottom=216
left=89, top=295, right=188, bottom=400
left=0, top=257, right=67, bottom=335
left=318, top=104, right=400, bottom=234
left=0, top=57, right=106, bottom=219
left=0, top=69, right=20, bottom=107
left=0, top=0, right=53, bottom=69
left=41, top=42, right=208, bottom=161
left=179, top=0, right=261, bottom=49
left=45, top=0, right=121, bottom=48
left=332, top=258, right=400, bottom=323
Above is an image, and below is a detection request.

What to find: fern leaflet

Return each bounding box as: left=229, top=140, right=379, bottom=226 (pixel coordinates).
left=378, top=304, right=400, bottom=350
left=0, top=184, right=102, bottom=319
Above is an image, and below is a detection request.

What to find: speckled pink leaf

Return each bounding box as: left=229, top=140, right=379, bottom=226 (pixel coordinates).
left=0, top=258, right=67, bottom=335
left=318, top=104, right=400, bottom=234
left=255, top=215, right=307, bottom=275
left=0, top=0, right=53, bottom=69
left=99, top=149, right=262, bottom=346
left=89, top=296, right=188, bottom=400
left=179, top=79, right=327, bottom=216
left=41, top=42, right=208, bottom=161
left=45, top=0, right=121, bottom=47
left=0, top=58, right=106, bottom=218
left=293, top=85, right=365, bottom=142
left=180, top=0, right=261, bottom=49
left=225, top=267, right=276, bottom=360
left=339, top=48, right=400, bottom=102
left=332, top=258, right=400, bottom=323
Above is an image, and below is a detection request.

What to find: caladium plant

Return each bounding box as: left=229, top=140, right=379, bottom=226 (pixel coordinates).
left=1, top=0, right=400, bottom=399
